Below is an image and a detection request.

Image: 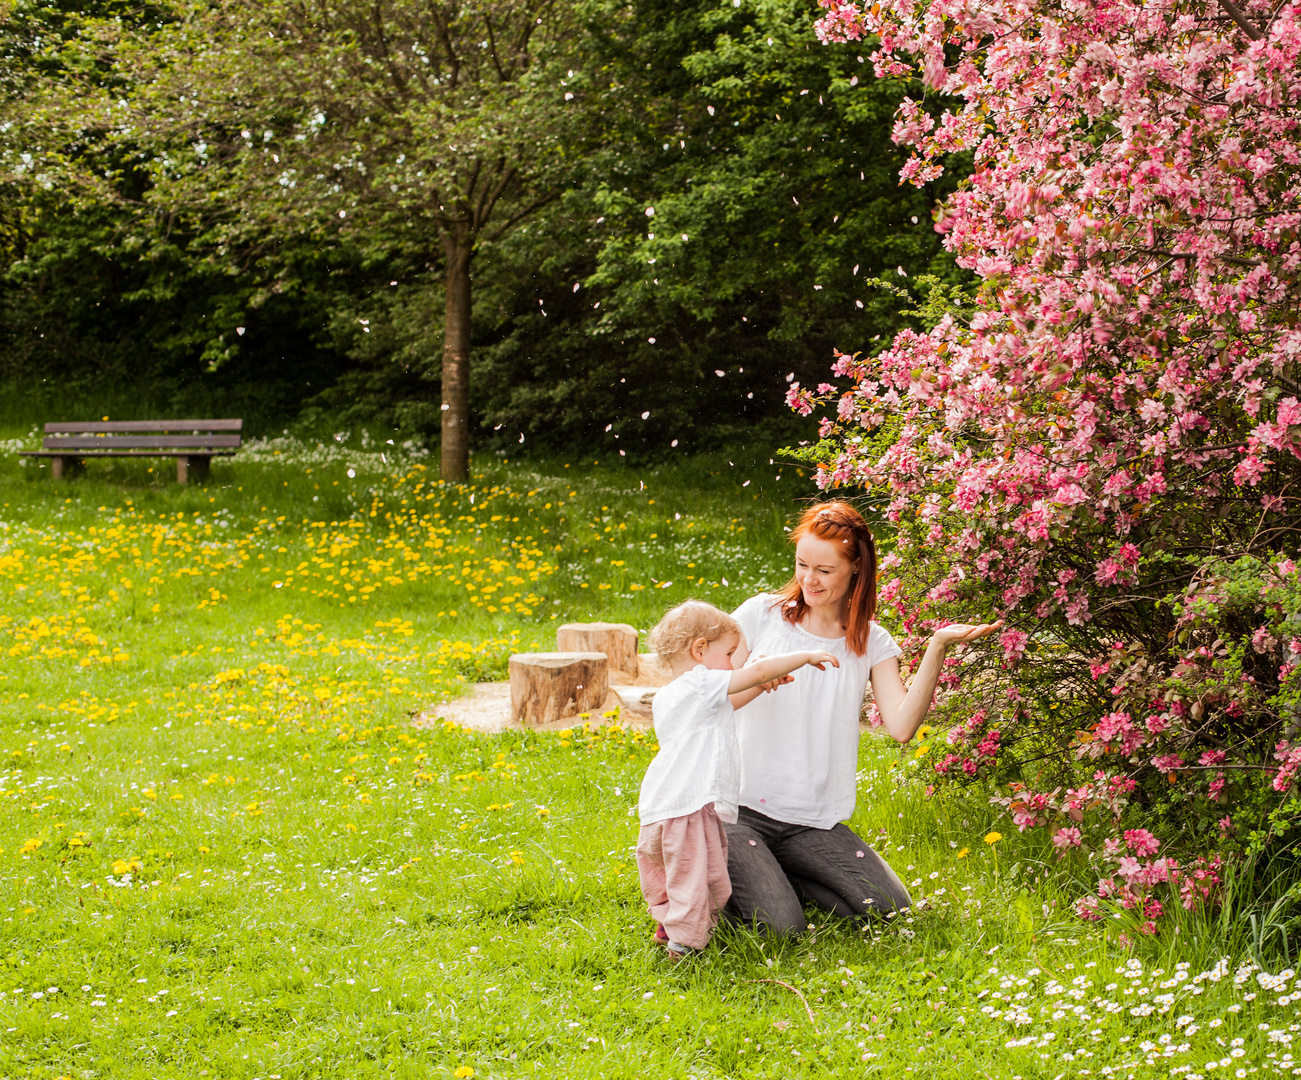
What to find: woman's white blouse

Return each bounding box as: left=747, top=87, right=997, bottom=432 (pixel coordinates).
left=731, top=593, right=902, bottom=829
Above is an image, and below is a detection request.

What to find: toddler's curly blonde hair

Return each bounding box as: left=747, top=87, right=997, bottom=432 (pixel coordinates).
left=648, top=599, right=741, bottom=663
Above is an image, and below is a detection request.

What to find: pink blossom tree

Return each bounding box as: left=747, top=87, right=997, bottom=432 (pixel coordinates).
left=803, top=0, right=1301, bottom=930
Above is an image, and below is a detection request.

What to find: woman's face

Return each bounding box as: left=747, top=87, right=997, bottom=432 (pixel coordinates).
left=794, top=534, right=857, bottom=613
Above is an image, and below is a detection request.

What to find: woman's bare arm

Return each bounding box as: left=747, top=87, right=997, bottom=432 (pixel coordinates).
left=870, top=622, right=1002, bottom=744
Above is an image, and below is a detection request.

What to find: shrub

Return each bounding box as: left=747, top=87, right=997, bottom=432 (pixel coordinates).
left=801, top=0, right=1301, bottom=936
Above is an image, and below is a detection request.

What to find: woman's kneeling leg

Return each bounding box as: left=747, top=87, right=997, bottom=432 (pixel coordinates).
left=788, top=875, right=863, bottom=919
left=775, top=822, right=912, bottom=918
left=723, top=818, right=806, bottom=936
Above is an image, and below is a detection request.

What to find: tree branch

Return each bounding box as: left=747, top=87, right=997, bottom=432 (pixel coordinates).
left=1217, top=0, right=1264, bottom=40
left=474, top=159, right=516, bottom=228
left=481, top=191, right=556, bottom=242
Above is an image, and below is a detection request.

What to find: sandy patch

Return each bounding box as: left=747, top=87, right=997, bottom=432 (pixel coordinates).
left=413, top=655, right=671, bottom=735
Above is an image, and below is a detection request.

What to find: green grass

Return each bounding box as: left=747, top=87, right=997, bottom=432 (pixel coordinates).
left=0, top=435, right=1297, bottom=1079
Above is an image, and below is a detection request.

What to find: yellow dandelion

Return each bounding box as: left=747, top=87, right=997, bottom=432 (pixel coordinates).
left=453, top=1068, right=476, bottom=1079
left=956, top=847, right=969, bottom=859
left=984, top=832, right=1002, bottom=845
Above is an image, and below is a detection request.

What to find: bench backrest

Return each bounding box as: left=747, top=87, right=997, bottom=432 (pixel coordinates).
left=42, top=419, right=243, bottom=451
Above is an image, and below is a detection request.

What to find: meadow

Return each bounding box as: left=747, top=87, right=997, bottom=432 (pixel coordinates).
left=0, top=431, right=1298, bottom=1079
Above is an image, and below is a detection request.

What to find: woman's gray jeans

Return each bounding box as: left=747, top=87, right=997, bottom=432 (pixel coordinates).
left=723, top=806, right=913, bottom=936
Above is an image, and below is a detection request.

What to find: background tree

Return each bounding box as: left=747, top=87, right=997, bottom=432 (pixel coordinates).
left=5, top=0, right=593, bottom=479
left=1, top=0, right=964, bottom=460
left=459, top=0, right=961, bottom=458
left=0, top=0, right=359, bottom=424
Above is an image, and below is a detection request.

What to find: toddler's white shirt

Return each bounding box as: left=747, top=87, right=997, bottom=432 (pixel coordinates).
left=638, top=665, right=738, bottom=826
left=732, top=593, right=902, bottom=829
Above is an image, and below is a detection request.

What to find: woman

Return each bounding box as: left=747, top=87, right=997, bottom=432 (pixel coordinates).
left=726, top=501, right=998, bottom=934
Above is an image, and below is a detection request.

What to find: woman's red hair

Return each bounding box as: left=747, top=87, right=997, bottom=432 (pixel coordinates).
left=773, top=501, right=878, bottom=655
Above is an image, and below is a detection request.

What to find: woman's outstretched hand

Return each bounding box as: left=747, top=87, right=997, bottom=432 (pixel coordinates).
left=930, top=621, right=1003, bottom=649
left=745, top=652, right=796, bottom=694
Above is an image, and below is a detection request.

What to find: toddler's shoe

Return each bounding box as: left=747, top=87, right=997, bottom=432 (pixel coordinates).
left=665, top=941, right=696, bottom=961
left=653, top=923, right=669, bottom=944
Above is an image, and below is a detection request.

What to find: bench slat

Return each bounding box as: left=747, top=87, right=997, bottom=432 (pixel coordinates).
left=43, top=435, right=243, bottom=450
left=43, top=419, right=244, bottom=434
left=21, top=450, right=236, bottom=459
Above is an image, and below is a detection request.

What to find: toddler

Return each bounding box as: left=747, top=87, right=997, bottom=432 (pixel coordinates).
left=636, top=599, right=839, bottom=957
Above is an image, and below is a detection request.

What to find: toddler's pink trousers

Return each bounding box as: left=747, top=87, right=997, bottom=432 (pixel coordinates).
left=635, top=803, right=731, bottom=950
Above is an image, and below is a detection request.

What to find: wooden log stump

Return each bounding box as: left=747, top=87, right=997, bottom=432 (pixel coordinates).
left=509, top=652, right=609, bottom=726
left=556, top=622, right=639, bottom=677
left=612, top=686, right=659, bottom=723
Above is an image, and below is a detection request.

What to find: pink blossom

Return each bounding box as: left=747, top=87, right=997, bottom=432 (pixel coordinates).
left=1252, top=626, right=1279, bottom=654
left=933, top=753, right=961, bottom=776
left=1012, top=807, right=1040, bottom=831
left=999, top=628, right=1029, bottom=663
left=1075, top=895, right=1103, bottom=921
left=1053, top=826, right=1083, bottom=850
left=785, top=385, right=815, bottom=416
left=1234, top=453, right=1269, bottom=487
left=1094, top=559, right=1124, bottom=586
left=1123, top=828, right=1160, bottom=857
left=1116, top=856, right=1143, bottom=883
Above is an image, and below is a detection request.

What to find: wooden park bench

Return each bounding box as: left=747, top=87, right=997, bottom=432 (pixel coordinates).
left=19, top=419, right=243, bottom=484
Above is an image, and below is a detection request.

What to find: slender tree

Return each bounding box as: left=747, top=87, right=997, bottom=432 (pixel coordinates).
left=6, top=0, right=590, bottom=479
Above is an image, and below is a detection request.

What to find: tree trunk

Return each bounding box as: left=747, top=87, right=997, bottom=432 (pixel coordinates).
left=440, top=226, right=473, bottom=483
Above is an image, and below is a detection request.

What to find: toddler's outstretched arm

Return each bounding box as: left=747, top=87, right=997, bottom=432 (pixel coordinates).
left=728, top=650, right=838, bottom=709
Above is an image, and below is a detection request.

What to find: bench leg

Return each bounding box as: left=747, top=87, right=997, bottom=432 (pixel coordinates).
left=177, top=456, right=210, bottom=484
left=51, top=456, right=68, bottom=480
